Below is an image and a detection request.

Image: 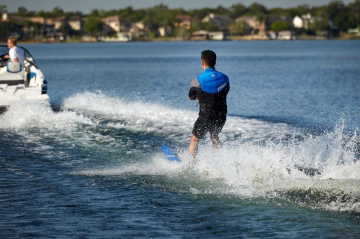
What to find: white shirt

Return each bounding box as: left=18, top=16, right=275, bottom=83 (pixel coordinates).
left=9, top=46, right=25, bottom=64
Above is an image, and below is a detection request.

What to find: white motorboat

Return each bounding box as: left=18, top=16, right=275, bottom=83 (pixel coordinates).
left=0, top=45, right=48, bottom=113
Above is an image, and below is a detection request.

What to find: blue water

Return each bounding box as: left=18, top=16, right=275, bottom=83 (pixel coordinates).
left=1, top=41, right=360, bottom=238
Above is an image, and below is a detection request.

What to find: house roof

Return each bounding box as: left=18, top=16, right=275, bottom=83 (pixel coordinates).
left=176, top=15, right=192, bottom=22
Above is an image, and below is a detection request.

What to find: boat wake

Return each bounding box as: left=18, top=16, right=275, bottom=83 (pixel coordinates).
left=1, top=91, right=359, bottom=213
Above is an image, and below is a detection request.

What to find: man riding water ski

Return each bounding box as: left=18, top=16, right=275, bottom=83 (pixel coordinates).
left=188, top=50, right=230, bottom=158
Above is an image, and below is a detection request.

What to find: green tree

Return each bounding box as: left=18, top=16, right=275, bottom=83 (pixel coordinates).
left=271, top=21, right=292, bottom=32
left=201, top=21, right=221, bottom=31
left=326, top=1, right=350, bottom=31
left=17, top=6, right=28, bottom=16
left=174, top=27, right=191, bottom=40
left=229, top=20, right=249, bottom=35
left=0, top=5, right=7, bottom=13
left=0, top=22, right=21, bottom=41
left=268, top=7, right=293, bottom=20
left=215, top=6, right=230, bottom=16
left=309, top=17, right=329, bottom=31
left=189, top=8, right=213, bottom=19
left=51, top=7, right=65, bottom=17
left=58, top=22, right=72, bottom=36
left=348, top=0, right=360, bottom=28
left=289, top=5, right=311, bottom=17
left=230, top=3, right=247, bottom=18
left=84, top=17, right=104, bottom=36
left=247, top=3, right=268, bottom=20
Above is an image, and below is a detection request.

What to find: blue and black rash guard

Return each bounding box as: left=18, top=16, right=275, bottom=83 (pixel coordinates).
left=188, top=67, right=230, bottom=118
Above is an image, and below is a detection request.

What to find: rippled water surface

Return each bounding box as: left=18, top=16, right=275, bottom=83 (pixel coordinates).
left=1, top=41, right=360, bottom=238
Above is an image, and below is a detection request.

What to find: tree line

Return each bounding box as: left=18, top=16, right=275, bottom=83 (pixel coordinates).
left=0, top=0, right=359, bottom=40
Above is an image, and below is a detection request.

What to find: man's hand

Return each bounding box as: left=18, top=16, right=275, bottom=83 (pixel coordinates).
left=189, top=87, right=200, bottom=100
left=191, top=78, right=200, bottom=87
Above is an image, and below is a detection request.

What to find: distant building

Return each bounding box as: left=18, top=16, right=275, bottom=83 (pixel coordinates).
left=293, top=16, right=304, bottom=28
left=102, top=16, right=130, bottom=33
left=293, top=14, right=314, bottom=29
left=129, top=22, right=146, bottom=39
left=1, top=12, right=8, bottom=21
left=278, top=31, right=293, bottom=40
left=267, top=31, right=277, bottom=40
left=49, top=17, right=66, bottom=30
left=235, top=16, right=266, bottom=34
left=68, top=16, right=83, bottom=31
left=348, top=27, right=360, bottom=36
left=202, top=13, right=231, bottom=31
left=158, top=26, right=172, bottom=37
left=134, top=22, right=145, bottom=30
left=191, top=30, right=226, bottom=41
left=191, top=30, right=209, bottom=40
left=175, top=15, right=192, bottom=29
left=101, top=32, right=132, bottom=42
left=27, top=17, right=46, bottom=24
left=208, top=32, right=225, bottom=40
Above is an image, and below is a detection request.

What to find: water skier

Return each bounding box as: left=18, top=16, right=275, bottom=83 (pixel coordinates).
left=188, top=50, right=230, bottom=158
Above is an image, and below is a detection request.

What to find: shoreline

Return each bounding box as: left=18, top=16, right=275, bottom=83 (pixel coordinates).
left=20, top=36, right=360, bottom=44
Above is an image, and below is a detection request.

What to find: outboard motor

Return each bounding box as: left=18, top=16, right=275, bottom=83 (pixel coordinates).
left=41, top=80, right=48, bottom=94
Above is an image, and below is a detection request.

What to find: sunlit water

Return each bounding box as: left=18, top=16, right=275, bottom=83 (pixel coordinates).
left=1, top=41, right=360, bottom=238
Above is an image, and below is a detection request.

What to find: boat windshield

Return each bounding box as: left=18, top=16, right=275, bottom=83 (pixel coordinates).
left=0, top=45, right=38, bottom=68
left=0, top=46, right=8, bottom=58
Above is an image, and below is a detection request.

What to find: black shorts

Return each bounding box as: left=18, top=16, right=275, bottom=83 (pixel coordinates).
left=192, top=114, right=226, bottom=139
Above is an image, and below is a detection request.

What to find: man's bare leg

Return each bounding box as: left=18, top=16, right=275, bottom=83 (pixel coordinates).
left=210, top=134, right=221, bottom=149
left=189, top=135, right=199, bottom=158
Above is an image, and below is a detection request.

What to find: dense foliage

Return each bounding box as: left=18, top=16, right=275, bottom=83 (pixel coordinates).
left=0, top=0, right=359, bottom=39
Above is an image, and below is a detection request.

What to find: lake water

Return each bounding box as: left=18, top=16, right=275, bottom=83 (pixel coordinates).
left=1, top=41, right=360, bottom=238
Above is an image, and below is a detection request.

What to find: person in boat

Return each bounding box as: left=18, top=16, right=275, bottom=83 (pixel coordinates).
left=1, top=37, right=25, bottom=65
left=188, top=50, right=230, bottom=158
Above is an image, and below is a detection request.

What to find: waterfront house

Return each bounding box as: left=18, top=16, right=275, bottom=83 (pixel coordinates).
left=129, top=22, right=146, bottom=39
left=175, top=15, right=192, bottom=29
left=49, top=17, right=66, bottom=30
left=102, top=16, right=131, bottom=33
left=235, top=16, right=266, bottom=34
left=293, top=14, right=314, bottom=29
left=1, top=12, right=8, bottom=21
left=191, top=30, right=209, bottom=40
left=101, top=32, right=132, bottom=42
left=191, top=30, right=226, bottom=41
left=348, top=27, right=360, bottom=36
left=208, top=32, right=225, bottom=40
left=134, top=22, right=145, bottom=31
left=68, top=16, right=83, bottom=32
left=158, top=26, right=172, bottom=37
left=293, top=16, right=304, bottom=28
left=267, top=31, right=277, bottom=40
left=23, top=17, right=58, bottom=39
left=27, top=17, right=46, bottom=24
left=278, top=31, right=293, bottom=40
left=202, top=13, right=231, bottom=31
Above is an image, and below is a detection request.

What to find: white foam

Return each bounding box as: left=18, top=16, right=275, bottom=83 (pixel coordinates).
left=66, top=92, right=358, bottom=179
left=4, top=92, right=358, bottom=211
left=63, top=92, right=297, bottom=144
left=0, top=101, right=93, bottom=130
left=76, top=121, right=360, bottom=212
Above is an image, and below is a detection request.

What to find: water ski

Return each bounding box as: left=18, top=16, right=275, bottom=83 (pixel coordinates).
left=161, top=145, right=181, bottom=162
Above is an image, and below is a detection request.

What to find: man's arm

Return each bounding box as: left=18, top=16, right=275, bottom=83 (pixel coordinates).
left=188, top=78, right=201, bottom=100
left=188, top=87, right=201, bottom=100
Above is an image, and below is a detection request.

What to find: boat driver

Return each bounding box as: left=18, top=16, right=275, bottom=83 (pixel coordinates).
left=3, top=37, right=25, bottom=64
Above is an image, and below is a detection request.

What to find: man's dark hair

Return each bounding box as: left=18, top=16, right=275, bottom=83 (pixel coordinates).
left=201, top=50, right=216, bottom=68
